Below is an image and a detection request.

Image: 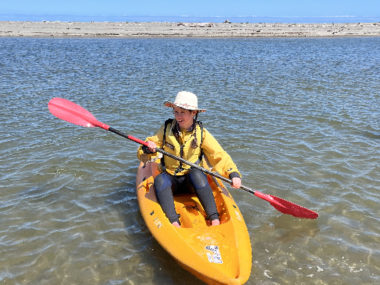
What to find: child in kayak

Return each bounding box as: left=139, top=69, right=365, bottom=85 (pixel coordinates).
left=137, top=91, right=241, bottom=227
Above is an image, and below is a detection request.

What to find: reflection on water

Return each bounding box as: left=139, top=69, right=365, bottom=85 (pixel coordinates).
left=0, top=37, right=379, bottom=284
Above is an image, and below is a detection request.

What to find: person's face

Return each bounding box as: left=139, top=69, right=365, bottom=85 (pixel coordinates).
left=173, top=107, right=197, bottom=130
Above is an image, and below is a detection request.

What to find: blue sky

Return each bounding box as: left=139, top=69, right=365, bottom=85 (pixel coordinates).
left=1, top=0, right=379, bottom=19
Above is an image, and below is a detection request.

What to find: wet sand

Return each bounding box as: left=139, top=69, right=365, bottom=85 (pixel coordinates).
left=1, top=21, right=380, bottom=38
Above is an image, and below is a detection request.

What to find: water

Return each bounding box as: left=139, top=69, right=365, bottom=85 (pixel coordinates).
left=0, top=37, right=379, bottom=284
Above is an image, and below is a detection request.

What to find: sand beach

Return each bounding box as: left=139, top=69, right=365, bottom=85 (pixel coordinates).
left=0, top=21, right=379, bottom=38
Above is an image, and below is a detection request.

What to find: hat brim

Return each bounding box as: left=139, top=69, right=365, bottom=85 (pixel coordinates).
left=164, top=101, right=206, bottom=112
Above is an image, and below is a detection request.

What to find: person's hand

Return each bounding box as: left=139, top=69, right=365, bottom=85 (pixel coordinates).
left=146, top=141, right=157, bottom=153
left=231, top=177, right=241, bottom=189
left=142, top=141, right=157, bottom=154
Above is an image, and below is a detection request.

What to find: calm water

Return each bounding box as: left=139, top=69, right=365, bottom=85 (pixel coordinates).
left=0, top=37, right=379, bottom=285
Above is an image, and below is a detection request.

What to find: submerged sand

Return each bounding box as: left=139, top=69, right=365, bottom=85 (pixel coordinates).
left=0, top=21, right=379, bottom=38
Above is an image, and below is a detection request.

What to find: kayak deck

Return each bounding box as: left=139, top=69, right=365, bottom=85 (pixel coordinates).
left=136, top=161, right=252, bottom=285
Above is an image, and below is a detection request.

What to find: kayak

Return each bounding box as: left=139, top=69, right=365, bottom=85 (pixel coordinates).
left=136, top=161, right=252, bottom=284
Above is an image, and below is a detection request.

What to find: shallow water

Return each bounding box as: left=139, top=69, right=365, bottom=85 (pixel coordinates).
left=0, top=37, right=379, bottom=284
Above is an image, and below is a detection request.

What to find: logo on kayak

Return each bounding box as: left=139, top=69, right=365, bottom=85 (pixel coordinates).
left=205, top=245, right=223, bottom=264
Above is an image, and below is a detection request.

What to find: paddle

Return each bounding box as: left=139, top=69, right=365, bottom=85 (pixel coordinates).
left=48, top=97, right=319, bottom=219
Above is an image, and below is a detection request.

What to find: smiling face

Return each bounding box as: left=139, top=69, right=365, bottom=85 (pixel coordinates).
left=173, top=107, right=197, bottom=130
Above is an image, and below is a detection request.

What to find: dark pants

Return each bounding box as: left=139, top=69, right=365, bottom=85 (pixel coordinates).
left=154, top=168, right=219, bottom=223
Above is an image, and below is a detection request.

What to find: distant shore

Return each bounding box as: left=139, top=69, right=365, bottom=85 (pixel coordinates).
left=1, top=21, right=380, bottom=38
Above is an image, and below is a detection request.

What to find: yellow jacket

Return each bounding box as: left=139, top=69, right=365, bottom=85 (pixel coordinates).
left=137, top=119, right=241, bottom=178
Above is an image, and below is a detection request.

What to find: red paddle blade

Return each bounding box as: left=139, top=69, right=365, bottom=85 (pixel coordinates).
left=254, top=191, right=318, bottom=219
left=48, top=98, right=109, bottom=130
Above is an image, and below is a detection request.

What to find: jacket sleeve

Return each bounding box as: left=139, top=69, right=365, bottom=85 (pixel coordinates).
left=136, top=124, right=165, bottom=163
left=201, top=128, right=241, bottom=179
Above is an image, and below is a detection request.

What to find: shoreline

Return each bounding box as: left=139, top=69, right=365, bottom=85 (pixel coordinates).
left=1, top=21, right=380, bottom=38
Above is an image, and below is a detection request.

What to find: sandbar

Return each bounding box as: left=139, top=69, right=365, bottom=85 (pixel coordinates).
left=0, top=21, right=379, bottom=38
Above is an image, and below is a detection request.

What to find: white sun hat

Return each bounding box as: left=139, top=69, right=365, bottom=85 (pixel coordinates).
left=164, top=91, right=206, bottom=112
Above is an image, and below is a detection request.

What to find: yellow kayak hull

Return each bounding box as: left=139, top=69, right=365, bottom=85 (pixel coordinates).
left=136, top=162, right=252, bottom=285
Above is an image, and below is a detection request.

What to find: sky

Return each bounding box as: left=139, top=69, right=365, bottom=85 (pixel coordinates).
left=0, top=0, right=379, bottom=21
